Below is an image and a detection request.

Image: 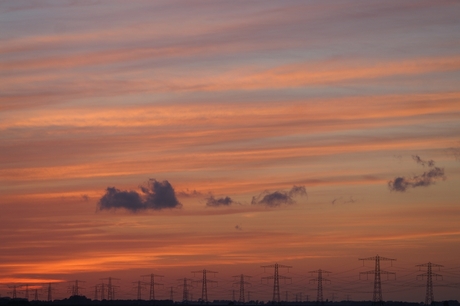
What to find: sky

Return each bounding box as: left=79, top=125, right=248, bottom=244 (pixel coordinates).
left=1, top=0, right=460, bottom=303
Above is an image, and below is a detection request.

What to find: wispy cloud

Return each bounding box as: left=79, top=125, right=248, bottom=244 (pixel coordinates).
left=251, top=185, right=307, bottom=207
left=177, top=189, right=203, bottom=198
left=388, top=156, right=446, bottom=192
left=446, top=146, right=460, bottom=161
left=205, top=195, right=236, bottom=208
left=412, top=155, right=434, bottom=167
left=331, top=196, right=355, bottom=205
left=98, top=179, right=182, bottom=212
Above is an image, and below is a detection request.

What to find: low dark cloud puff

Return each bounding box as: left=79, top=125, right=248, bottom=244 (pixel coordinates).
left=98, top=179, right=182, bottom=212
left=251, top=185, right=307, bottom=207
left=388, top=157, right=445, bottom=192
left=206, top=195, right=235, bottom=207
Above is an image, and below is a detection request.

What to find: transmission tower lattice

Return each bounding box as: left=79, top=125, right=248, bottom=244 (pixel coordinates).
left=100, top=277, right=120, bottom=300
left=416, top=262, right=443, bottom=305
left=192, top=269, right=218, bottom=302
left=169, top=286, right=176, bottom=301
left=359, top=255, right=396, bottom=305
left=142, top=273, right=163, bottom=300
left=233, top=274, right=251, bottom=303
left=69, top=280, right=85, bottom=296
left=7, top=285, right=18, bottom=299
left=309, top=269, right=331, bottom=304
left=46, top=283, right=55, bottom=301
left=23, top=284, right=29, bottom=300
left=93, top=285, right=99, bottom=300
left=261, top=263, right=292, bottom=303
left=99, top=283, right=106, bottom=300
left=132, top=281, right=146, bottom=300
left=178, top=278, right=193, bottom=301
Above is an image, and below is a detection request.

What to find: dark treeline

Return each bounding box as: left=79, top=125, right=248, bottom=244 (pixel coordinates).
left=1, top=296, right=459, bottom=306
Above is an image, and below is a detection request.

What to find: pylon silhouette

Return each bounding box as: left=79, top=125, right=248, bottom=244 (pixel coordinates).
left=192, top=269, right=218, bottom=302
left=100, top=277, right=120, bottom=300
left=416, top=262, right=443, bottom=305
left=47, top=283, right=53, bottom=301
left=69, top=280, right=85, bottom=296
left=233, top=274, right=251, bottom=303
left=132, top=280, right=146, bottom=300
left=309, top=269, right=331, bottom=304
left=24, top=284, right=29, bottom=300
left=178, top=278, right=193, bottom=301
left=261, top=263, right=292, bottom=303
left=359, top=255, right=396, bottom=305
left=141, top=273, right=164, bottom=300
left=7, top=285, right=18, bottom=299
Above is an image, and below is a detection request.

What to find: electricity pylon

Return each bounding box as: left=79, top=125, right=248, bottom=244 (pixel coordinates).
left=416, top=262, right=443, bottom=305
left=7, top=285, right=18, bottom=299
left=309, top=269, right=331, bottom=304
left=142, top=273, right=164, bottom=300
left=100, top=277, right=120, bottom=300
left=359, top=255, right=396, bottom=305
left=169, top=286, right=176, bottom=301
left=46, top=283, right=56, bottom=301
left=295, top=292, right=303, bottom=302
left=233, top=274, right=251, bottom=303
left=93, top=285, right=99, bottom=300
left=133, top=280, right=147, bottom=300
left=23, top=284, right=29, bottom=300
left=34, top=289, right=39, bottom=301
left=68, top=280, right=85, bottom=296
left=178, top=278, right=193, bottom=301
left=99, top=283, right=106, bottom=300
left=192, top=269, right=218, bottom=302
left=261, top=263, right=292, bottom=303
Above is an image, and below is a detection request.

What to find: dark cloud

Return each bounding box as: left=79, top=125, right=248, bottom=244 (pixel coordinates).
left=251, top=185, right=307, bottom=207
left=289, top=185, right=308, bottom=197
left=98, top=179, right=182, bottom=212
left=412, top=155, right=434, bottom=167
left=206, top=195, right=235, bottom=207
left=388, top=156, right=445, bottom=192
left=177, top=189, right=203, bottom=198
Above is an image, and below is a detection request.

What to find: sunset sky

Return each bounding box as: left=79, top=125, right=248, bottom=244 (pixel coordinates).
left=1, top=0, right=460, bottom=302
